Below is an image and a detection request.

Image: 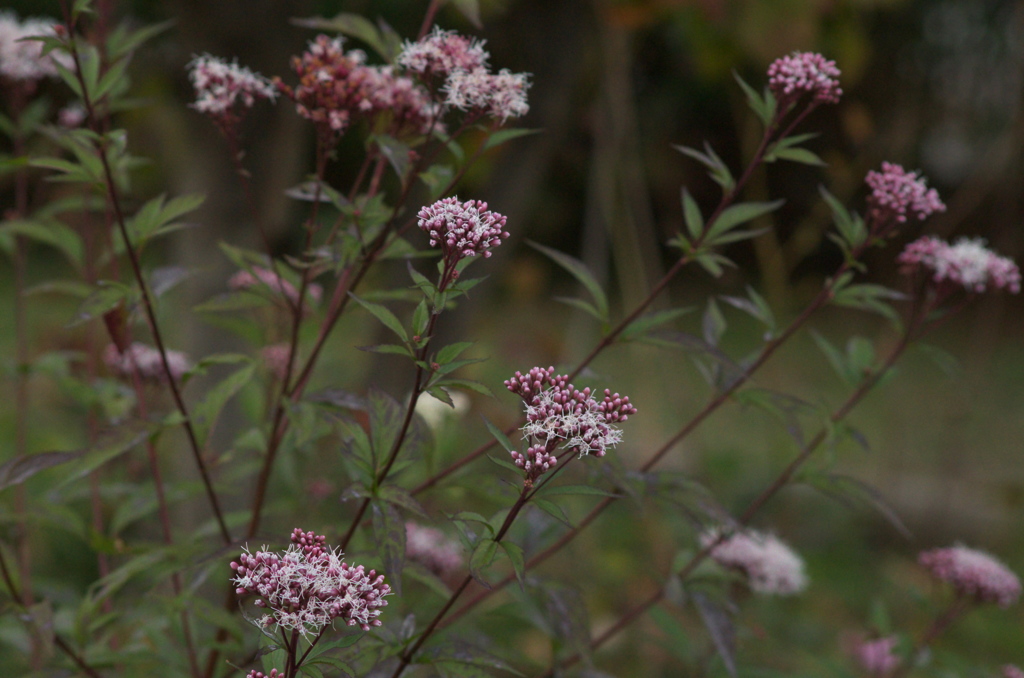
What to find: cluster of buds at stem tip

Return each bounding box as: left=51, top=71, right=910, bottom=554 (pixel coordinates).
left=865, top=161, right=946, bottom=236
left=245, top=671, right=281, bottom=678
left=230, top=528, right=391, bottom=637
left=416, top=197, right=509, bottom=283
left=504, top=366, right=636, bottom=483
left=767, top=51, right=842, bottom=112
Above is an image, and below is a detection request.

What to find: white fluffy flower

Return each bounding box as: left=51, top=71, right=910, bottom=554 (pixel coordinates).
left=702, top=527, right=808, bottom=595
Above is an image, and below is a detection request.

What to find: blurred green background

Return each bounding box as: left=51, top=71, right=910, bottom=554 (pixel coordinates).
left=2, top=0, right=1023, bottom=675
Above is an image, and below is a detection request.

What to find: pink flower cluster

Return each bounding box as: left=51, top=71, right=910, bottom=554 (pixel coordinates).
left=246, top=671, right=281, bottom=678
left=919, top=545, right=1021, bottom=608
left=504, top=366, right=636, bottom=480
left=865, top=162, right=945, bottom=227
left=405, top=522, right=463, bottom=577
left=231, top=528, right=391, bottom=636
left=284, top=35, right=437, bottom=139
left=416, top=196, right=509, bottom=263
left=898, top=236, right=1021, bottom=294
left=767, top=51, right=842, bottom=107
left=443, top=67, right=530, bottom=122
left=399, top=26, right=530, bottom=122
left=851, top=636, right=900, bottom=676
left=188, top=54, right=276, bottom=119
left=103, top=342, right=191, bottom=382
left=0, top=12, right=70, bottom=83
left=701, top=527, right=808, bottom=595
left=397, top=27, right=489, bottom=80
left=1004, top=665, right=1024, bottom=678
left=228, top=266, right=323, bottom=306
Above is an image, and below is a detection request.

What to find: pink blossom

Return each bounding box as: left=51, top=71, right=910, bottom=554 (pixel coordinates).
left=416, top=196, right=509, bottom=263
left=865, top=162, right=945, bottom=227
left=261, top=343, right=291, bottom=380
left=405, top=522, right=463, bottom=577
left=443, top=67, right=530, bottom=121
left=851, top=636, right=900, bottom=676
left=505, top=366, right=636, bottom=481
left=898, top=236, right=1021, bottom=294
left=231, top=528, right=391, bottom=635
left=1003, top=665, right=1024, bottom=678
left=398, top=27, right=489, bottom=79
left=358, top=64, right=441, bottom=138
left=919, top=545, right=1021, bottom=608
left=701, top=527, right=808, bottom=595
left=0, top=12, right=71, bottom=82
left=188, top=54, right=276, bottom=119
left=228, top=266, right=323, bottom=306
left=767, top=51, right=842, bottom=107
left=103, top=342, right=191, bottom=382
left=246, top=671, right=281, bottom=678
left=57, top=102, right=86, bottom=128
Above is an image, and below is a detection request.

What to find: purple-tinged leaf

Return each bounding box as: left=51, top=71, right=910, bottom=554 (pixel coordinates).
left=0, top=451, right=81, bottom=493
left=691, top=590, right=737, bottom=677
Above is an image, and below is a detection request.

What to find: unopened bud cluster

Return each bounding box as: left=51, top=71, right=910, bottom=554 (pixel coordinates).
left=767, top=51, right=842, bottom=107
left=918, top=545, right=1021, bottom=608
left=505, top=366, right=636, bottom=480
left=898, top=236, right=1021, bottom=294
left=417, top=196, right=509, bottom=265
left=865, top=162, right=945, bottom=229
left=231, top=528, right=391, bottom=636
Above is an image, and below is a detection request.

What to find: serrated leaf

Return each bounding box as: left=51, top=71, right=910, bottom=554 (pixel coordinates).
left=53, top=423, right=152, bottom=491
left=0, top=452, right=81, bottom=493
left=691, top=591, right=736, bottom=678
left=681, top=188, right=704, bottom=240
left=498, top=541, right=526, bottom=590
left=377, top=485, right=428, bottom=519
left=619, top=307, right=694, bottom=342
left=528, top=241, right=608, bottom=321
left=469, top=538, right=498, bottom=585
left=768, top=146, right=826, bottom=166
left=531, top=497, right=572, bottom=527
left=537, top=484, right=618, bottom=498
left=371, top=499, right=406, bottom=595
left=482, top=416, right=515, bottom=453
left=706, top=199, right=784, bottom=242
left=482, top=127, right=541, bottom=151
left=350, top=293, right=408, bottom=343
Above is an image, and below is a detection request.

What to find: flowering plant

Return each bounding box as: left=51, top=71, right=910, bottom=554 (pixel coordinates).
left=0, top=3, right=1021, bottom=678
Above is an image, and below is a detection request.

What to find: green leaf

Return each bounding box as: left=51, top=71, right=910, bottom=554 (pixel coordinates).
left=107, top=19, right=175, bottom=59
left=482, top=127, right=541, bottom=152
left=819, top=185, right=866, bottom=248
left=538, top=484, right=620, bottom=499
left=733, top=71, right=774, bottom=126
left=368, top=387, right=407, bottom=472
left=554, top=296, right=604, bottom=321
left=619, top=307, right=694, bottom=342
left=681, top=188, right=704, bottom=240
left=812, top=332, right=855, bottom=385
left=377, top=485, right=428, bottom=519
left=528, top=240, right=608, bottom=322
left=436, top=342, right=473, bottom=365
left=530, top=497, right=571, bottom=527
left=705, top=199, right=784, bottom=242
left=292, top=13, right=395, bottom=60
left=371, top=499, right=406, bottom=595
left=53, top=423, right=152, bottom=491
left=482, top=416, right=515, bottom=453
left=675, top=142, right=735, bottom=192
left=498, top=541, right=525, bottom=590
left=449, top=0, right=483, bottom=27
left=194, top=363, right=256, bottom=444
left=702, top=299, right=726, bottom=347
left=357, top=343, right=414, bottom=357
left=70, top=281, right=132, bottom=326
left=469, top=538, right=498, bottom=585
left=0, top=452, right=81, bottom=494
left=0, top=218, right=83, bottom=267
left=350, top=293, right=408, bottom=343
left=768, top=146, right=826, bottom=166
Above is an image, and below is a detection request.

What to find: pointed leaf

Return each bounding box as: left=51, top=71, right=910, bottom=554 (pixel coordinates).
left=350, top=293, right=408, bottom=342
left=528, top=241, right=608, bottom=321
